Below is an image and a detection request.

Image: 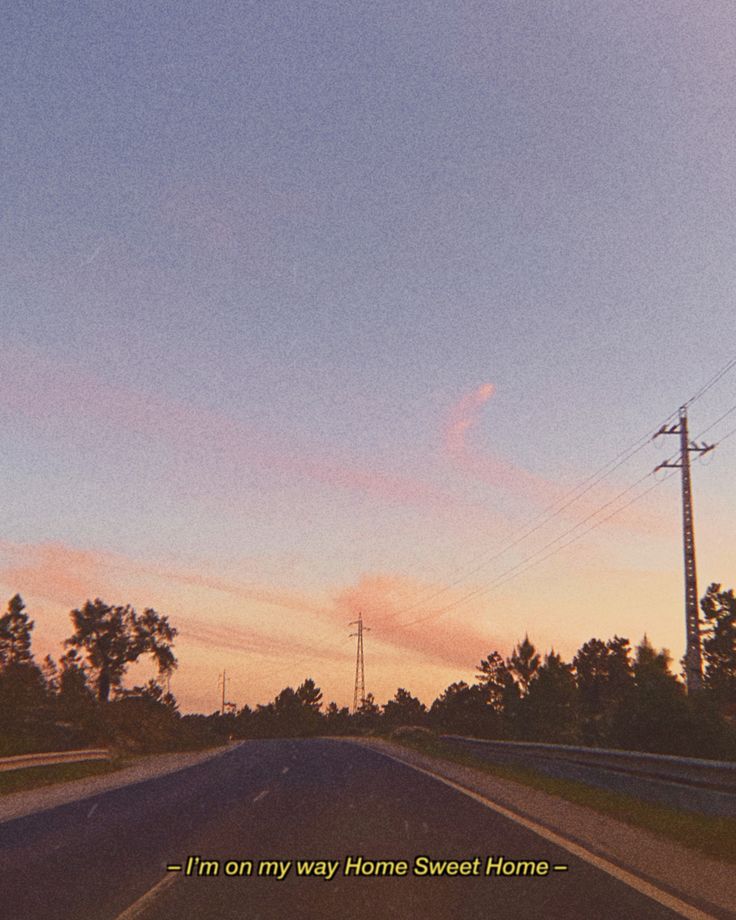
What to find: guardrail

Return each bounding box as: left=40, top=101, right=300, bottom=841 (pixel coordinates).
left=442, top=735, right=736, bottom=797
left=0, top=749, right=111, bottom=773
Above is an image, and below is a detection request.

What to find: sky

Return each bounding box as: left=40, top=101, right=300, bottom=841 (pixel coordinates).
left=1, top=1, right=735, bottom=713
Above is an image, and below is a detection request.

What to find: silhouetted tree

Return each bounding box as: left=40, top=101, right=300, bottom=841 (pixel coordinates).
left=0, top=659, right=47, bottom=719
left=509, top=635, right=540, bottom=696
left=383, top=688, right=426, bottom=727
left=65, top=599, right=177, bottom=702
left=254, top=678, right=325, bottom=736
left=613, top=636, right=689, bottom=753
left=58, top=649, right=93, bottom=707
left=701, top=583, right=736, bottom=707
left=324, top=701, right=351, bottom=734
left=429, top=681, right=496, bottom=736
left=41, top=655, right=59, bottom=694
left=525, top=652, right=579, bottom=743
left=296, top=677, right=323, bottom=712
left=354, top=692, right=380, bottom=732
left=476, top=651, right=514, bottom=712
left=118, top=678, right=178, bottom=711
left=573, top=636, right=633, bottom=745
left=0, top=594, right=34, bottom=667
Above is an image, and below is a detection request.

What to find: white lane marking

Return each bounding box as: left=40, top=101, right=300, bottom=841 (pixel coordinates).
left=87, top=803, right=98, bottom=818
left=114, top=872, right=179, bottom=920
left=373, top=749, right=718, bottom=920
left=253, top=789, right=270, bottom=803
left=281, top=767, right=289, bottom=774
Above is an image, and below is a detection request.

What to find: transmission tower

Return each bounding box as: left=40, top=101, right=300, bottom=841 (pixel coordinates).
left=654, top=405, right=714, bottom=692
left=218, top=670, right=230, bottom=715
left=349, top=613, right=369, bottom=713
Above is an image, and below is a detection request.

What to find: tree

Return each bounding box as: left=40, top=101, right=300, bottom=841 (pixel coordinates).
left=58, top=649, right=93, bottom=706
left=65, top=599, right=177, bottom=702
left=525, top=652, right=579, bottom=743
left=117, top=678, right=178, bottom=711
left=613, top=636, right=689, bottom=754
left=429, top=681, right=496, bottom=737
left=296, top=678, right=323, bottom=712
left=573, top=636, right=633, bottom=745
left=324, top=701, right=351, bottom=734
left=509, top=635, right=540, bottom=696
left=383, top=688, right=426, bottom=727
left=0, top=594, right=34, bottom=668
left=354, top=692, right=381, bottom=731
left=700, top=583, right=736, bottom=706
left=476, top=651, right=513, bottom=712
left=476, top=650, right=521, bottom=735
left=255, top=678, right=325, bottom=736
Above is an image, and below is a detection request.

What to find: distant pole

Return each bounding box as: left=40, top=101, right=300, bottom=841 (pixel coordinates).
left=349, top=613, right=369, bottom=713
left=654, top=406, right=714, bottom=692
left=219, top=670, right=229, bottom=715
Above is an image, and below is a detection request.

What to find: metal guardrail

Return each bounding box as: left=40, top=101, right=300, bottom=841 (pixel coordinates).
left=0, top=749, right=111, bottom=773
left=442, top=735, right=736, bottom=793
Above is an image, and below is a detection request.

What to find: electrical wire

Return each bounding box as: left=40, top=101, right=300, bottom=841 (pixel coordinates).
left=399, top=470, right=677, bottom=629
left=685, top=354, right=736, bottom=408
left=380, top=354, right=736, bottom=625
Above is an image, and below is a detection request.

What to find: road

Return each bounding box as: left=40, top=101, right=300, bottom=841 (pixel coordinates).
left=0, top=739, right=720, bottom=919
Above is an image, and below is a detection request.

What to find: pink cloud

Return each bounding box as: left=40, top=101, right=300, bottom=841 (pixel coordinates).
left=444, top=383, right=666, bottom=535
left=0, top=344, right=473, bottom=518
left=0, top=540, right=326, bottom=620
left=0, top=539, right=497, bottom=678
left=331, top=573, right=502, bottom=672
left=444, top=382, right=561, bottom=503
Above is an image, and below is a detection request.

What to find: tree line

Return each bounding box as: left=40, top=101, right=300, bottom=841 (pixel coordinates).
left=0, top=596, right=212, bottom=755
left=1, top=584, right=735, bottom=759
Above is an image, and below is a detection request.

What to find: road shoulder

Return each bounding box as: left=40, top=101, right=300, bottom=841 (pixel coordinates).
left=0, top=744, right=237, bottom=825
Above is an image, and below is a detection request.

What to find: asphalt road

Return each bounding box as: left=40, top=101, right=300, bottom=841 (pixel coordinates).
left=0, top=739, right=709, bottom=919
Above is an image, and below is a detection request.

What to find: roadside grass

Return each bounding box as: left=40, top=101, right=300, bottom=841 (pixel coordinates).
left=391, top=734, right=736, bottom=864
left=0, top=759, right=125, bottom=796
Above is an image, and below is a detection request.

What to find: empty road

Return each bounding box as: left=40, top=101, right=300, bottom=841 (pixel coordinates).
left=0, top=739, right=724, bottom=919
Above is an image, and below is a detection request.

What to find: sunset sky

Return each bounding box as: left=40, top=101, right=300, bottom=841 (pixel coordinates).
left=2, top=2, right=735, bottom=713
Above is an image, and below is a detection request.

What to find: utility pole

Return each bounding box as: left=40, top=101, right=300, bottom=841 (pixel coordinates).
left=654, top=405, right=714, bottom=692
left=349, top=612, right=369, bottom=713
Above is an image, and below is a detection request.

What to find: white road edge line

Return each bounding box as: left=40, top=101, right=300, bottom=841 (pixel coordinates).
left=114, top=872, right=179, bottom=920
left=253, top=789, right=270, bottom=803
left=371, top=748, right=718, bottom=920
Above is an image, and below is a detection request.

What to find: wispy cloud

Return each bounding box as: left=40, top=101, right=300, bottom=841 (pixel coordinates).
left=331, top=572, right=501, bottom=671
left=444, top=382, right=559, bottom=502
left=0, top=540, right=497, bottom=675
left=1, top=345, right=471, bottom=517
left=443, top=383, right=666, bottom=534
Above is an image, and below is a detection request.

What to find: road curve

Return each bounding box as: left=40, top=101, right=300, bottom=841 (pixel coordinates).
left=0, top=739, right=723, bottom=920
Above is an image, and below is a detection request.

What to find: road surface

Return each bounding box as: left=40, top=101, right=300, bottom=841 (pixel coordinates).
left=0, top=739, right=723, bottom=919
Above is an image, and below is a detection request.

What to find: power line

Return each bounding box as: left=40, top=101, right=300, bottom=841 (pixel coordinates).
left=399, top=470, right=676, bottom=629
left=381, top=356, right=736, bottom=626
left=382, top=421, right=668, bottom=625
left=691, top=400, right=736, bottom=440
left=391, top=379, right=736, bottom=634
left=201, top=357, right=736, bottom=702
left=717, top=423, right=736, bottom=445
left=685, top=354, right=736, bottom=407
